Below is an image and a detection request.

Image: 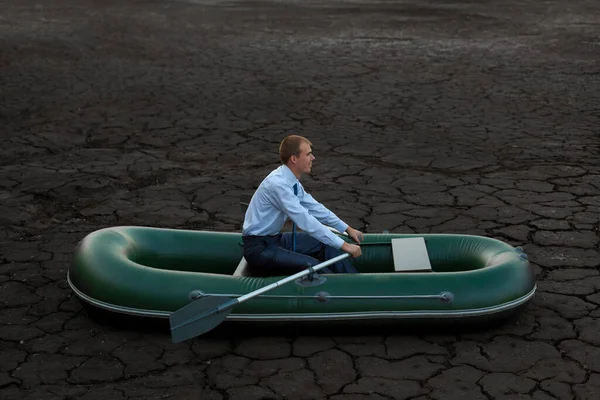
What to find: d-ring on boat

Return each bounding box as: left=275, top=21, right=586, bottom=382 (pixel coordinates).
left=67, top=226, right=536, bottom=340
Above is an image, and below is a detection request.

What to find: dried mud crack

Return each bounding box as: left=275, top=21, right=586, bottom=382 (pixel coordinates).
left=1, top=0, right=600, bottom=399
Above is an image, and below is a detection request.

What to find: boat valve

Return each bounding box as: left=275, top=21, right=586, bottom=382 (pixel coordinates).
left=316, top=291, right=330, bottom=303
left=439, top=291, right=454, bottom=303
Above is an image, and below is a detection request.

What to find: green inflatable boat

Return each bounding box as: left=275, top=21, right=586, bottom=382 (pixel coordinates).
left=68, top=226, right=536, bottom=336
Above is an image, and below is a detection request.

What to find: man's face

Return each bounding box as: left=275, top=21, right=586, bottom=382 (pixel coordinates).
left=295, top=142, right=315, bottom=175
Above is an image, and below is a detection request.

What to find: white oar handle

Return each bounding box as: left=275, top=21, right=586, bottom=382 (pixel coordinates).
left=236, top=253, right=350, bottom=304
left=326, top=226, right=348, bottom=236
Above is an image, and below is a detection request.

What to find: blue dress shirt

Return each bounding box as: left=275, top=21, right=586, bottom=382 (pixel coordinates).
left=242, top=165, right=348, bottom=249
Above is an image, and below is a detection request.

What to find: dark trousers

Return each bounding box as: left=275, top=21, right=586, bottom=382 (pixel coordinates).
left=242, top=232, right=358, bottom=275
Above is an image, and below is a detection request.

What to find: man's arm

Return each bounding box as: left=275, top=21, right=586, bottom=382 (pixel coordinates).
left=299, top=188, right=363, bottom=244
left=299, top=189, right=348, bottom=233
left=268, top=181, right=345, bottom=249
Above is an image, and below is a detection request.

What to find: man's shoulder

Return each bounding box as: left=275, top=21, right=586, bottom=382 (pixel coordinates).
left=263, top=174, right=286, bottom=190
left=259, top=169, right=286, bottom=191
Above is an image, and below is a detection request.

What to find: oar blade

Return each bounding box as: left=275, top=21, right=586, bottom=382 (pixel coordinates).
left=169, top=295, right=232, bottom=343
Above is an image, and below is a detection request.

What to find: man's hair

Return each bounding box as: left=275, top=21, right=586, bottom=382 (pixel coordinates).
left=279, top=135, right=312, bottom=165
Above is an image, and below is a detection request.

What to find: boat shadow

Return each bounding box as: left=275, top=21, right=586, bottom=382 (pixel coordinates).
left=82, top=302, right=529, bottom=341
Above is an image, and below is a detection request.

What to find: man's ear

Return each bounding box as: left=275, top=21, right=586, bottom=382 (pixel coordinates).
left=290, top=155, right=297, bottom=164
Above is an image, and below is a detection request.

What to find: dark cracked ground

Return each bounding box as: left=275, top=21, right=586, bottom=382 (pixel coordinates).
left=1, top=0, right=600, bottom=399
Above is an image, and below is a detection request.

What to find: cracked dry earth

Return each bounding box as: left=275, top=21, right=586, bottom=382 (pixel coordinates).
left=1, top=0, right=600, bottom=399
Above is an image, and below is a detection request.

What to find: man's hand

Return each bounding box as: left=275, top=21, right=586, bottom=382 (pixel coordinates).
left=341, top=242, right=362, bottom=258
left=346, top=227, right=364, bottom=244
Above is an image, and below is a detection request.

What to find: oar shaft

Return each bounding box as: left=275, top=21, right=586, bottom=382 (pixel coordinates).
left=237, top=253, right=350, bottom=303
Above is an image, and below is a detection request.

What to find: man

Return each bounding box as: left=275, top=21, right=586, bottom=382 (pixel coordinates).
left=242, top=135, right=363, bottom=275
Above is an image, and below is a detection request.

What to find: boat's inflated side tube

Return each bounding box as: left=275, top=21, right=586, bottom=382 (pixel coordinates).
left=68, top=227, right=536, bottom=322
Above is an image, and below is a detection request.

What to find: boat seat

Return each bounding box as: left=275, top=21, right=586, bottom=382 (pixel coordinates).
left=232, top=257, right=271, bottom=277
left=391, top=238, right=433, bottom=272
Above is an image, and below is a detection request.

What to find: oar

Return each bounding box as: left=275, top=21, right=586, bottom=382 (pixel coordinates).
left=169, top=252, right=350, bottom=343
left=326, top=225, right=347, bottom=236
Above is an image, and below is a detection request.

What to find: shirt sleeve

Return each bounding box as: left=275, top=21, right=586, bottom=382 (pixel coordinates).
left=267, top=180, right=345, bottom=249
left=298, top=186, right=349, bottom=234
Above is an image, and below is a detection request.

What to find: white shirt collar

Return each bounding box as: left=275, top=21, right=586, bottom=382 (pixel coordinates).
left=281, top=164, right=299, bottom=187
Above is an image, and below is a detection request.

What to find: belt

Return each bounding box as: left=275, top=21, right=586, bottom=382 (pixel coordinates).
left=242, top=233, right=282, bottom=244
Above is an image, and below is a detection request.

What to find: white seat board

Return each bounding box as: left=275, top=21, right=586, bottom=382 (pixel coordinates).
left=391, top=238, right=432, bottom=272
left=233, top=257, right=249, bottom=276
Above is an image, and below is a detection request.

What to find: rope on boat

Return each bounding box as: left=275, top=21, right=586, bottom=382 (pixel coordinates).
left=189, top=290, right=455, bottom=303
